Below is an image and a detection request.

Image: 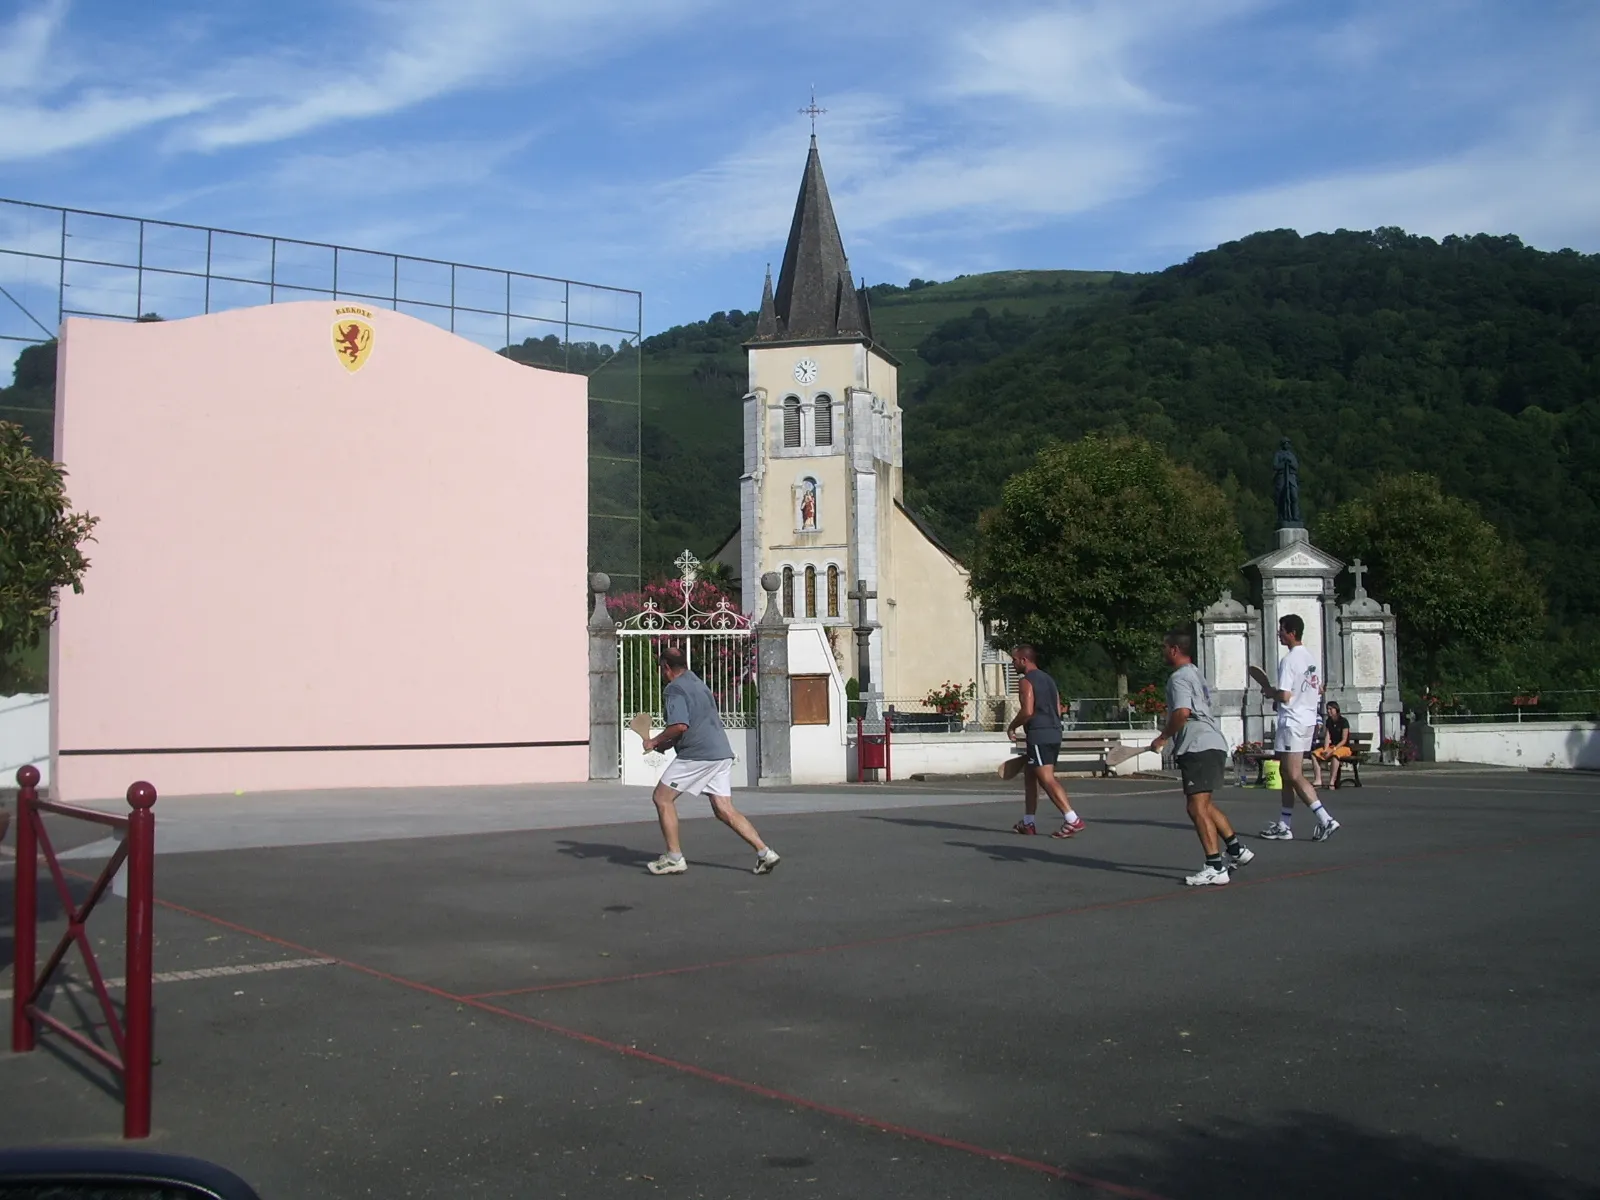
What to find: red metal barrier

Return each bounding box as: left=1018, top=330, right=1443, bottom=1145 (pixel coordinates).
left=855, top=712, right=893, bottom=783
left=10, top=766, right=157, bottom=1139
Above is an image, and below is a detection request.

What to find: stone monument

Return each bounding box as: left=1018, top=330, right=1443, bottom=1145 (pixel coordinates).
left=1195, top=443, right=1402, bottom=751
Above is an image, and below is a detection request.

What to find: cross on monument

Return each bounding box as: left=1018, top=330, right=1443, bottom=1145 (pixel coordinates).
left=799, top=87, right=827, bottom=135
left=1349, top=558, right=1368, bottom=597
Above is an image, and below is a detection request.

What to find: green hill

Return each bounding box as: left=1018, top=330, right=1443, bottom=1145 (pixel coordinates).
left=638, top=269, right=1123, bottom=573
left=903, top=229, right=1600, bottom=644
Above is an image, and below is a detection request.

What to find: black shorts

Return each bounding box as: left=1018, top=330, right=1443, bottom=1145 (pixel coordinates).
left=1026, top=740, right=1060, bottom=768
left=1176, top=750, right=1227, bottom=796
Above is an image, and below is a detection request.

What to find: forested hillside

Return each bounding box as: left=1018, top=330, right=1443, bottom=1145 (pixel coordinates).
left=904, top=230, right=1600, bottom=634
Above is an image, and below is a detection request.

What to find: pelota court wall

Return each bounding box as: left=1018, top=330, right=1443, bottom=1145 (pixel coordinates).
left=50, top=302, right=588, bottom=801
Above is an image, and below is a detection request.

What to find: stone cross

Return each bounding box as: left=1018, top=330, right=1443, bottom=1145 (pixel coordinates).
left=1349, top=558, right=1368, bottom=598
left=847, top=580, right=877, bottom=702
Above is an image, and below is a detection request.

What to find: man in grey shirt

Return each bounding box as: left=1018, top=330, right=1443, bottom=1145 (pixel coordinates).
left=1148, top=629, right=1255, bottom=886
left=640, top=646, right=780, bottom=877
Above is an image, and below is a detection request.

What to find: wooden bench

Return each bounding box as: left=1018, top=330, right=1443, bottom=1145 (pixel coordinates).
left=1238, top=733, right=1375, bottom=788
left=1058, top=730, right=1120, bottom=777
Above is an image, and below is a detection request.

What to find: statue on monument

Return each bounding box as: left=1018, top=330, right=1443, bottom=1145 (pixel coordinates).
left=1272, top=437, right=1302, bottom=528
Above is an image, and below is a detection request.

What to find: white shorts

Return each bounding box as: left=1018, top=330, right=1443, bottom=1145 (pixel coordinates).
left=1274, top=720, right=1315, bottom=754
left=660, top=757, right=734, bottom=798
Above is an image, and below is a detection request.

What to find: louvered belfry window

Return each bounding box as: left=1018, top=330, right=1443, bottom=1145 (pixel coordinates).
left=827, top=565, right=840, bottom=617
left=782, top=566, right=795, bottom=617
left=783, top=396, right=802, bottom=447
left=805, top=565, right=818, bottom=618
left=814, top=395, right=833, bottom=446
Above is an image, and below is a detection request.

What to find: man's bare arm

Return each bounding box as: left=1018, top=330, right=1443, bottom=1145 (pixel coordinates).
left=644, top=723, right=689, bottom=753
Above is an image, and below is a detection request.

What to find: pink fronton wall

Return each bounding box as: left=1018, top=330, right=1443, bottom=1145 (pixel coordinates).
left=51, top=302, right=588, bottom=800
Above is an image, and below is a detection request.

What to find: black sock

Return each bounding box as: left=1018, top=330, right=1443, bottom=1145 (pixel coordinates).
left=1224, top=834, right=1242, bottom=855
left=1206, top=852, right=1224, bottom=870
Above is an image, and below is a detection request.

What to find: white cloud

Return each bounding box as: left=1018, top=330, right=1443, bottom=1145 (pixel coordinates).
left=0, top=92, right=218, bottom=160
left=0, top=0, right=69, bottom=92
left=1177, top=109, right=1600, bottom=253
left=185, top=0, right=716, bottom=151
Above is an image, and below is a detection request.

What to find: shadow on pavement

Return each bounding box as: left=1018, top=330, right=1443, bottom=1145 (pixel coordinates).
left=1065, top=1112, right=1598, bottom=1200
left=945, top=841, right=1178, bottom=882
left=553, top=840, right=745, bottom=873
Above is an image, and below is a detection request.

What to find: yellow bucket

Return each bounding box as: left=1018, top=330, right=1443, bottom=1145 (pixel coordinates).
left=1261, top=759, right=1282, bottom=790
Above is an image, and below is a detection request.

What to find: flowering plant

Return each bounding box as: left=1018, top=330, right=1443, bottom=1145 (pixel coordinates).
left=1234, top=741, right=1268, bottom=761
left=924, top=680, right=974, bottom=717
left=1130, top=683, right=1168, bottom=716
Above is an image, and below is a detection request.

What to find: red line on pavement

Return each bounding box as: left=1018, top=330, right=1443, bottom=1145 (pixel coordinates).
left=149, top=894, right=1169, bottom=1199
left=142, top=827, right=1595, bottom=1200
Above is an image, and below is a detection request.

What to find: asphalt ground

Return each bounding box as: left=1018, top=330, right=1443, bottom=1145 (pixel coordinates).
left=2, top=769, right=1598, bottom=1199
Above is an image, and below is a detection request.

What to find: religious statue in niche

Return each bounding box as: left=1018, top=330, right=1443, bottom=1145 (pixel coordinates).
left=795, top=477, right=820, bottom=531
left=1272, top=437, right=1302, bottom=528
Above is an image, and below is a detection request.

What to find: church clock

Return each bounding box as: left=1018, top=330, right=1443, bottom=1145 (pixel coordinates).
left=793, top=358, right=818, bottom=385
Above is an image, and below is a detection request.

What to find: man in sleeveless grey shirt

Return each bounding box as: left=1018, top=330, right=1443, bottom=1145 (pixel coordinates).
left=1005, top=645, right=1085, bottom=838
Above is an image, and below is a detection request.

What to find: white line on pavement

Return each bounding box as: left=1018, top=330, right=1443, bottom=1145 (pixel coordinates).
left=0, top=956, right=337, bottom=1000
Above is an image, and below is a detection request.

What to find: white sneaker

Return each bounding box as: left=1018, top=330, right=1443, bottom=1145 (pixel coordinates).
left=1185, top=864, right=1231, bottom=887
left=753, top=848, right=781, bottom=875
left=1227, top=846, right=1256, bottom=869
left=1311, top=818, right=1341, bottom=842
left=1258, top=822, right=1294, bottom=840
left=647, top=854, right=687, bottom=875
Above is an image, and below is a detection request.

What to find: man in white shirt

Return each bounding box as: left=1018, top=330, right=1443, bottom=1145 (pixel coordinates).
left=1249, top=614, right=1341, bottom=841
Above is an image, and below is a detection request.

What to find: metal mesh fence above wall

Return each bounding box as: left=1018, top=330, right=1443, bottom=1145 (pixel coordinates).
left=0, top=197, right=642, bottom=593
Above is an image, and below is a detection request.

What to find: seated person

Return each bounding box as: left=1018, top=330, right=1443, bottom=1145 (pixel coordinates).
left=1311, top=701, right=1354, bottom=788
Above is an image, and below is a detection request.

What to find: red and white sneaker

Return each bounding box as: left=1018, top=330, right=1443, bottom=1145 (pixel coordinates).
left=1051, top=817, right=1085, bottom=839
left=1012, top=819, right=1039, bottom=835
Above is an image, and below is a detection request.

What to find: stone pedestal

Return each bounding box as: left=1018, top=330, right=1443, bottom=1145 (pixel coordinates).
left=587, top=574, right=619, bottom=781
left=1244, top=528, right=1343, bottom=739
left=1196, top=590, right=1260, bottom=751
left=1333, top=562, right=1402, bottom=743
left=755, top=572, right=792, bottom=786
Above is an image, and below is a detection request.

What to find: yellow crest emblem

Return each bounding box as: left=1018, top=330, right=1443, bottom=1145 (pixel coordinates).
left=331, top=309, right=375, bottom=372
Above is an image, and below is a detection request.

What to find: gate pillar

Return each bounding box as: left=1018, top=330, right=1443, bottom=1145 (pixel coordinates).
left=588, top=573, right=620, bottom=780
left=755, top=571, right=791, bottom=787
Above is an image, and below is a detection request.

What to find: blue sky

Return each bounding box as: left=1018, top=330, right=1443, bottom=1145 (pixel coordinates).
left=2, top=0, right=1598, bottom=349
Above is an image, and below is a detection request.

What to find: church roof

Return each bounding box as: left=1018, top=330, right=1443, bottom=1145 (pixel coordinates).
left=748, top=136, right=880, bottom=350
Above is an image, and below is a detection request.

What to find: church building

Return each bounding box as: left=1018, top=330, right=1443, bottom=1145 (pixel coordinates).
left=712, top=137, right=986, bottom=713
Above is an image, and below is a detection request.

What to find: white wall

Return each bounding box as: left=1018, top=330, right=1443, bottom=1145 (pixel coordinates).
left=1, top=693, right=49, bottom=786
left=787, top=624, right=849, bottom=784
left=1424, top=722, right=1600, bottom=771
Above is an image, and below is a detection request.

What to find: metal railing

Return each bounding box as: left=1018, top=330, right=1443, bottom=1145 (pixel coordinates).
left=0, top=196, right=643, bottom=593
left=1424, top=689, right=1600, bottom=724
left=10, top=766, right=158, bottom=1138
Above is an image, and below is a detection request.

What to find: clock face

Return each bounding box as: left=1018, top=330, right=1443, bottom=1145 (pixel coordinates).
left=793, top=358, right=818, bottom=385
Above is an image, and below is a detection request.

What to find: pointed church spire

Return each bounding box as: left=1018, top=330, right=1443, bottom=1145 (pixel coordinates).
left=756, top=264, right=778, bottom=339
left=770, top=136, right=853, bottom=341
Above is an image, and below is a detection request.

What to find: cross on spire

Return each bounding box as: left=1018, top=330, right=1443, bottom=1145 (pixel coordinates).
left=799, top=87, right=827, bottom=136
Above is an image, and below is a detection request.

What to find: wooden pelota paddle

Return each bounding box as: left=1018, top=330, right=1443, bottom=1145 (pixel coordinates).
left=628, top=712, right=654, bottom=748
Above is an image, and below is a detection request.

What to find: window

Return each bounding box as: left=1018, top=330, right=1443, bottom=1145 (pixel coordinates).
left=781, top=566, right=794, bottom=617
left=827, top=565, right=841, bottom=618
left=804, top=565, right=817, bottom=618
left=782, top=396, right=801, bottom=448
left=814, top=394, right=833, bottom=446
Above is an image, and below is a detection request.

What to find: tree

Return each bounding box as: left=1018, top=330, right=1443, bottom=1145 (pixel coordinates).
left=970, top=434, right=1244, bottom=701
left=0, top=422, right=98, bottom=690
left=1315, top=473, right=1545, bottom=686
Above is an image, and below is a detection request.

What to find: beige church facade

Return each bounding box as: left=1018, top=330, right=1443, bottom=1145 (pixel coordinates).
left=713, top=137, right=988, bottom=715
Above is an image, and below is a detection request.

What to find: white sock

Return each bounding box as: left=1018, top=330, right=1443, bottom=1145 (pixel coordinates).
left=1021, top=814, right=1036, bottom=826
left=1280, top=806, right=1294, bottom=828
left=1063, top=809, right=1079, bottom=824
left=666, top=851, right=684, bottom=861
left=1310, top=802, right=1333, bottom=826
left=758, top=847, right=776, bottom=859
